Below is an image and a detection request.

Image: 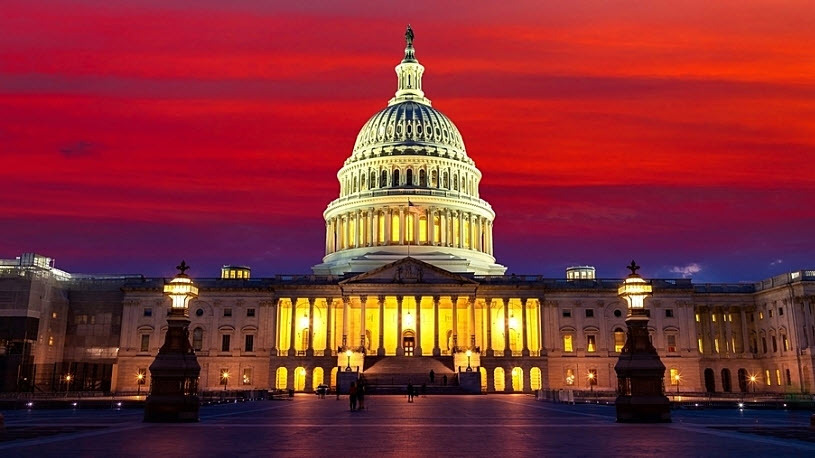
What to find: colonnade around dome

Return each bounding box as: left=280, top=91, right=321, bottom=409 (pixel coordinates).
left=339, top=161, right=480, bottom=199
left=324, top=207, right=494, bottom=256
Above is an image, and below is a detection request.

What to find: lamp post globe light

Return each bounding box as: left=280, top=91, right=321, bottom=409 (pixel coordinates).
left=614, top=261, right=671, bottom=423
left=143, top=261, right=202, bottom=423
left=345, top=349, right=353, bottom=371
left=466, top=349, right=472, bottom=372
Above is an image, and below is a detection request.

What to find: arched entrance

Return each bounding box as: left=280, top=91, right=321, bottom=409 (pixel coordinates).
left=704, top=368, right=715, bottom=393
left=494, top=367, right=506, bottom=392
left=721, top=368, right=732, bottom=393
left=330, top=367, right=338, bottom=389
left=294, top=367, right=306, bottom=391
left=480, top=367, right=488, bottom=391
left=737, top=368, right=748, bottom=393
left=312, top=367, right=324, bottom=391
left=511, top=367, right=524, bottom=392
left=530, top=367, right=542, bottom=390
left=403, top=330, right=416, bottom=356
left=275, top=367, right=288, bottom=390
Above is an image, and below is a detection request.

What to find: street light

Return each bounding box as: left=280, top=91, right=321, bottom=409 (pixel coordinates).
left=587, top=371, right=595, bottom=393
left=749, top=374, right=757, bottom=393
left=136, top=371, right=145, bottom=396
left=673, top=373, right=681, bottom=394
left=345, top=349, right=353, bottom=371
left=466, top=349, right=472, bottom=372
left=65, top=374, right=72, bottom=393
left=222, top=370, right=229, bottom=391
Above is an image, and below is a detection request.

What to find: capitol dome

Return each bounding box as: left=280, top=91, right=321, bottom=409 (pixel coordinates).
left=312, top=26, right=506, bottom=276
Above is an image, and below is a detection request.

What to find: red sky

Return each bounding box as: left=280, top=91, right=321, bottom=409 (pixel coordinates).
left=2, top=1, right=813, bottom=281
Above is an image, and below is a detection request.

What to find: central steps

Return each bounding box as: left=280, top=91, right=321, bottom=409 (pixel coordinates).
left=363, top=356, right=456, bottom=387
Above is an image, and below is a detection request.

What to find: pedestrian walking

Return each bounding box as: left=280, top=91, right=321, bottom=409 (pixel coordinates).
left=349, top=382, right=358, bottom=411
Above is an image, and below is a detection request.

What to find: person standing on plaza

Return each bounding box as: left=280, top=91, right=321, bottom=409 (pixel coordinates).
left=407, top=382, right=414, bottom=403
left=357, top=381, right=366, bottom=410
left=429, top=369, right=435, bottom=384
left=349, top=382, right=358, bottom=411
left=443, top=374, right=447, bottom=386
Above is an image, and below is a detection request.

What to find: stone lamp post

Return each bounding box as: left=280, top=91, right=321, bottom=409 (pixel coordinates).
left=614, top=261, right=671, bottom=423
left=144, top=261, right=202, bottom=422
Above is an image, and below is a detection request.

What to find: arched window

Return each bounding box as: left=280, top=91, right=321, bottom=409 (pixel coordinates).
left=353, top=177, right=358, bottom=193
left=613, top=328, right=626, bottom=353
left=431, top=170, right=438, bottom=187
left=721, top=368, right=732, bottom=392
left=192, top=327, right=203, bottom=352
left=530, top=367, right=542, bottom=390
left=453, top=173, right=459, bottom=190
left=494, top=367, right=506, bottom=392
left=511, top=367, right=523, bottom=392
left=406, top=169, right=413, bottom=186
left=361, top=173, right=366, bottom=190
left=442, top=171, right=449, bottom=189
left=312, top=367, right=324, bottom=391
left=275, top=367, right=288, bottom=390
left=392, top=169, right=400, bottom=187
left=381, top=170, right=388, bottom=188
left=704, top=368, right=716, bottom=393
left=738, top=368, right=748, bottom=393
left=419, top=169, right=427, bottom=187
left=370, top=171, right=377, bottom=188
left=294, top=367, right=306, bottom=391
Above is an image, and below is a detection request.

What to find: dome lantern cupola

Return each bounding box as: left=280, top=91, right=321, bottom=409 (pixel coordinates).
left=389, top=25, right=431, bottom=107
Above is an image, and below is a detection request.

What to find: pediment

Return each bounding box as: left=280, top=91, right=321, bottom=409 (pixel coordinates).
left=340, top=257, right=478, bottom=285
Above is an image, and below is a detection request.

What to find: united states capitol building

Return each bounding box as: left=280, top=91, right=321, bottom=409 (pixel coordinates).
left=1, top=29, right=813, bottom=396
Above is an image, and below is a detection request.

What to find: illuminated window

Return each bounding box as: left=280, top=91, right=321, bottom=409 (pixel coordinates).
left=782, top=334, right=789, bottom=351
left=243, top=368, right=252, bottom=385
left=565, top=368, right=575, bottom=385
left=712, top=314, right=717, bottom=322
left=221, top=334, right=231, bottom=352
left=614, top=328, right=626, bottom=352
left=714, top=338, right=720, bottom=353
left=48, top=336, right=54, bottom=346
left=140, top=334, right=150, bottom=352
left=697, top=337, right=703, bottom=354
left=775, top=369, right=781, bottom=385
left=391, top=214, right=399, bottom=242
left=695, top=313, right=700, bottom=322
left=563, top=334, right=574, bottom=352
left=759, top=312, right=764, bottom=320
left=667, top=334, right=677, bottom=353
left=764, top=369, right=771, bottom=385
left=192, top=328, right=203, bottom=351
left=52, top=312, right=57, bottom=319
left=419, top=216, right=427, bottom=243
left=586, top=335, right=596, bottom=352
left=406, top=214, right=414, bottom=242
left=245, top=334, right=254, bottom=352
left=670, top=368, right=679, bottom=386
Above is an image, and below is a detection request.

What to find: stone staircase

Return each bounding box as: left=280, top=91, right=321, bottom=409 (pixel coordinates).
left=362, top=356, right=465, bottom=394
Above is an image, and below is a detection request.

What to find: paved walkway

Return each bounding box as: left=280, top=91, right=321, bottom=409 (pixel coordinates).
left=2, top=395, right=814, bottom=456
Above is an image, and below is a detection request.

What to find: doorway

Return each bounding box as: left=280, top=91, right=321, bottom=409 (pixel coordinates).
left=403, top=331, right=415, bottom=356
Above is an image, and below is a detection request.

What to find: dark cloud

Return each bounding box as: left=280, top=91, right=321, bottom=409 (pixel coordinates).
left=59, top=140, right=102, bottom=158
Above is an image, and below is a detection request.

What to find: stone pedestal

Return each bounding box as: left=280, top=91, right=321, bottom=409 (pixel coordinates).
left=614, top=310, right=670, bottom=423
left=144, top=310, right=200, bottom=422
left=458, top=370, right=482, bottom=394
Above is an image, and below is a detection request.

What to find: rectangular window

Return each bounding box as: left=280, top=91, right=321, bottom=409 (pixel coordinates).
left=712, top=314, right=717, bottom=322
left=586, top=335, right=596, bottom=352
left=48, top=336, right=54, bottom=346
left=776, top=369, right=782, bottom=386
left=52, top=312, right=57, bottom=319
left=772, top=336, right=778, bottom=352
left=769, top=309, right=774, bottom=318
left=782, top=335, right=789, bottom=351
left=695, top=313, right=700, bottom=322
left=140, top=334, right=150, bottom=352
left=243, top=368, right=252, bottom=385
left=247, top=308, right=256, bottom=317
left=245, top=334, right=254, bottom=352
left=585, top=309, right=594, bottom=318
left=224, top=308, right=232, bottom=317
left=762, top=337, right=768, bottom=353
left=614, top=330, right=626, bottom=353
left=143, top=307, right=152, bottom=317
left=665, top=309, right=674, bottom=318
left=565, top=368, right=575, bottom=385
left=749, top=313, right=754, bottom=322
left=786, top=369, right=792, bottom=386
left=765, top=369, right=771, bottom=385
left=759, top=312, right=764, bottom=320
left=562, top=309, right=571, bottom=318
left=714, top=338, right=720, bottom=353
left=221, top=334, right=231, bottom=352
left=667, top=334, right=677, bottom=353
left=697, top=337, right=704, bottom=354
left=779, top=307, right=783, bottom=316
left=563, top=334, right=573, bottom=352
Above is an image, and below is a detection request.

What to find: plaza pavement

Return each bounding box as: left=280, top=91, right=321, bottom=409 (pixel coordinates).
left=1, top=394, right=814, bottom=457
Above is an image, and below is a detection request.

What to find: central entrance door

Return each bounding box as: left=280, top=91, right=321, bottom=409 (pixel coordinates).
left=403, top=336, right=415, bottom=356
